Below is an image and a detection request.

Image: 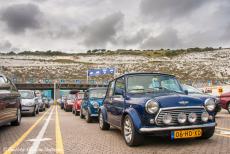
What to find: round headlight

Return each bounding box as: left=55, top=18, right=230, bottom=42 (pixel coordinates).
left=201, top=112, right=209, bottom=122
left=188, top=113, right=197, bottom=123
left=27, top=102, right=34, bottom=106
left=92, top=101, right=99, bottom=109
left=178, top=112, right=187, bottom=124
left=163, top=113, right=172, bottom=125
left=145, top=100, right=159, bottom=114
left=204, top=98, right=216, bottom=111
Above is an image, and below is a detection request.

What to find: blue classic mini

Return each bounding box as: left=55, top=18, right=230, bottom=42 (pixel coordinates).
left=99, top=73, right=216, bottom=146
left=80, top=87, right=107, bottom=123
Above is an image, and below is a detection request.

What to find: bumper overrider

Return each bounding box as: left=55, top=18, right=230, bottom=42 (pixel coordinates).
left=139, top=122, right=216, bottom=133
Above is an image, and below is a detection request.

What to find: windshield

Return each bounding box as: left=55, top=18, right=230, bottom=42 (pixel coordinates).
left=127, top=74, right=183, bottom=94
left=183, top=85, right=203, bottom=94
left=89, top=89, right=106, bottom=99
left=67, top=94, right=76, bottom=100
left=20, top=91, right=35, bottom=99
left=78, top=93, right=84, bottom=99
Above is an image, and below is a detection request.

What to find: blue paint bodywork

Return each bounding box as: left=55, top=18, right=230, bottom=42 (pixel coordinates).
left=101, top=73, right=216, bottom=134
left=81, top=87, right=107, bottom=117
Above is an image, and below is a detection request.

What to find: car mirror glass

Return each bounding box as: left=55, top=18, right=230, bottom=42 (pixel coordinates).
left=184, top=90, right=188, bottom=95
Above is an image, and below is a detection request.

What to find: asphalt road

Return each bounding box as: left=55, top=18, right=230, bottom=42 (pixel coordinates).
left=1, top=106, right=230, bottom=154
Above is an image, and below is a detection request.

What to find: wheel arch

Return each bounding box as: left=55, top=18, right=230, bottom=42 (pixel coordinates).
left=121, top=108, right=142, bottom=130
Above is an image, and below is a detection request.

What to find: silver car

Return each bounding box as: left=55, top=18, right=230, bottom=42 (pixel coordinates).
left=19, top=90, right=39, bottom=116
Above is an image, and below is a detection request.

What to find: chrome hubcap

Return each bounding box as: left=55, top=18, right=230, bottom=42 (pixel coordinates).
left=99, top=113, right=103, bottom=128
left=124, top=118, right=132, bottom=143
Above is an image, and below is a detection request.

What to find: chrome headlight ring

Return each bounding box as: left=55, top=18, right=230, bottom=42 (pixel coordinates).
left=204, top=98, right=216, bottom=111
left=145, top=100, right=159, bottom=114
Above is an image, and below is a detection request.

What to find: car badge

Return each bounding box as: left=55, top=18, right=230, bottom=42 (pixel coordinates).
left=178, top=101, right=189, bottom=105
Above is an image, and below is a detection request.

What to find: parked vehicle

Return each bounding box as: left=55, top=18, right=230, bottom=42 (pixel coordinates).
left=42, top=97, right=50, bottom=108
left=219, top=92, right=230, bottom=113
left=182, top=84, right=221, bottom=115
left=0, top=74, right=21, bottom=127
left=60, top=96, right=66, bottom=109
left=64, top=94, right=75, bottom=112
left=72, top=91, right=84, bottom=116
left=80, top=87, right=107, bottom=122
left=38, top=97, right=46, bottom=112
left=99, top=73, right=216, bottom=146
left=19, top=90, right=39, bottom=116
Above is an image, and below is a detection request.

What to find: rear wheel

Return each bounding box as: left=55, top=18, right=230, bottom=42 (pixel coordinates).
left=11, top=108, right=21, bottom=126
left=99, top=111, right=110, bottom=130
left=123, top=115, right=143, bottom=146
left=199, top=127, right=215, bottom=139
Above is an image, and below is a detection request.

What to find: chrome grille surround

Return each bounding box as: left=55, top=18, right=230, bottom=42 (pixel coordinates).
left=155, top=106, right=206, bottom=126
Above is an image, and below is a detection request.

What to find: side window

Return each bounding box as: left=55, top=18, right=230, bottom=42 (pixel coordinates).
left=107, top=81, right=115, bottom=97
left=114, top=77, right=125, bottom=95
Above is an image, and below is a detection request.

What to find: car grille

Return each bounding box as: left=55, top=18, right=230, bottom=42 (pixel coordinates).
left=155, top=107, right=206, bottom=126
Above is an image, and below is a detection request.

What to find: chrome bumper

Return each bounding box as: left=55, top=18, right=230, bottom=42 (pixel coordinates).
left=139, top=122, right=216, bottom=133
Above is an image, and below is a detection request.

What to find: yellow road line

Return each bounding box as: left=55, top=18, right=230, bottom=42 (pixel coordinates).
left=3, top=107, right=52, bottom=154
left=56, top=105, right=64, bottom=154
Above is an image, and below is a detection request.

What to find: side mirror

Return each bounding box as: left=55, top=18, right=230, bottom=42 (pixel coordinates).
left=114, top=88, right=125, bottom=97
left=184, top=90, right=188, bottom=95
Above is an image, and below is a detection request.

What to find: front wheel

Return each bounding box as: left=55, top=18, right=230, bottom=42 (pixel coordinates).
left=199, top=127, right=215, bottom=139
left=85, top=110, right=92, bottom=123
left=11, top=108, right=21, bottom=126
left=99, top=111, right=110, bottom=130
left=80, top=109, right=84, bottom=119
left=227, top=103, right=230, bottom=114
left=123, top=115, right=143, bottom=146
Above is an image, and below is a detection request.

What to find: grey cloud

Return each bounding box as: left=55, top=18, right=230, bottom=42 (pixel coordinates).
left=121, top=29, right=149, bottom=45
left=81, top=12, right=124, bottom=48
left=1, top=3, right=42, bottom=33
left=140, top=0, right=208, bottom=20
left=0, top=40, right=18, bottom=52
left=141, top=28, right=180, bottom=49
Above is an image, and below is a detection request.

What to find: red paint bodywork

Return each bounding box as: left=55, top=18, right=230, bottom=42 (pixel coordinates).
left=219, top=92, right=230, bottom=110
left=73, top=92, right=84, bottom=113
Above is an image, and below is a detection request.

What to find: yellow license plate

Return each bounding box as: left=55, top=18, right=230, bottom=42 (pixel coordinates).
left=172, top=129, right=202, bottom=139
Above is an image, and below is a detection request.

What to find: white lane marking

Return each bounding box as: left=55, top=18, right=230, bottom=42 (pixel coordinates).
left=27, top=107, right=54, bottom=154
left=27, top=138, right=52, bottom=142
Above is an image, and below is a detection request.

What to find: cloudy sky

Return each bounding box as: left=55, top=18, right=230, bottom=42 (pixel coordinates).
left=0, top=0, right=230, bottom=52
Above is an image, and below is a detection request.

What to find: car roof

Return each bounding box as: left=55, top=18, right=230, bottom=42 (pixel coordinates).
left=113, top=72, right=175, bottom=81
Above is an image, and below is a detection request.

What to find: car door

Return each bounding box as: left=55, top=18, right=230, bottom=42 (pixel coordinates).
left=104, top=80, right=115, bottom=124
left=110, top=77, right=125, bottom=127
left=0, top=77, right=19, bottom=123
left=0, top=76, right=8, bottom=123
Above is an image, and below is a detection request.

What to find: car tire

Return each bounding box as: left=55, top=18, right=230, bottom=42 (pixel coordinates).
left=80, top=109, right=84, bottom=119
left=32, top=107, right=36, bottom=116
left=11, top=108, right=21, bottom=126
left=227, top=103, right=230, bottom=114
left=122, top=115, right=143, bottom=146
left=75, top=110, right=79, bottom=116
left=72, top=108, right=75, bottom=114
left=199, top=127, right=215, bottom=139
left=36, top=107, right=39, bottom=115
left=85, top=110, right=92, bottom=123
left=99, top=111, right=110, bottom=130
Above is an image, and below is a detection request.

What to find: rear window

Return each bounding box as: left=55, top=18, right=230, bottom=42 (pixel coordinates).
left=0, top=76, right=6, bottom=84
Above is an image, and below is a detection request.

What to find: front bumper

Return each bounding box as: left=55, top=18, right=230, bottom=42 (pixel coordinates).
left=21, top=106, right=34, bottom=113
left=139, top=122, right=216, bottom=133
